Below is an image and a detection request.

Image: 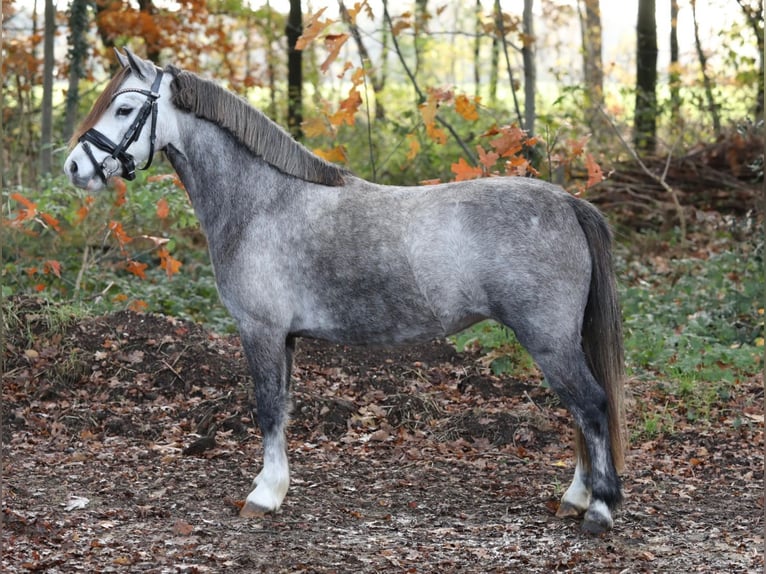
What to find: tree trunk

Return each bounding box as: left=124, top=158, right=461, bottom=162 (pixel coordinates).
left=691, top=0, right=721, bottom=135
left=40, top=0, right=55, bottom=176
left=735, top=0, right=764, bottom=121
left=522, top=0, right=536, bottom=136
left=64, top=0, right=90, bottom=141
left=286, top=0, right=303, bottom=140
left=494, top=0, right=523, bottom=128
left=489, top=33, right=499, bottom=104
left=579, top=0, right=606, bottom=140
left=634, top=0, right=658, bottom=154
left=474, top=0, right=481, bottom=99
left=669, top=0, right=681, bottom=129
left=413, top=0, right=428, bottom=79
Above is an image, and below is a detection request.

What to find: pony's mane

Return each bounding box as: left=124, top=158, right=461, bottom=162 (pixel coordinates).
left=169, top=67, right=348, bottom=186
left=69, top=67, right=131, bottom=149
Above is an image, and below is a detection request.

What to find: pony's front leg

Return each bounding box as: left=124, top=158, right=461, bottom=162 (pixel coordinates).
left=239, top=332, right=295, bottom=517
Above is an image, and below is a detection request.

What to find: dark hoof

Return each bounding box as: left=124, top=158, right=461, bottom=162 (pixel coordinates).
left=582, top=506, right=613, bottom=535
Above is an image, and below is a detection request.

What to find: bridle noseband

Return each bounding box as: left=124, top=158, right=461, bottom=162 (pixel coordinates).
left=79, top=68, right=164, bottom=183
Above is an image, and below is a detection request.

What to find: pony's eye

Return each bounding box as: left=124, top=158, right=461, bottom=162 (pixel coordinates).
left=116, top=106, right=133, bottom=117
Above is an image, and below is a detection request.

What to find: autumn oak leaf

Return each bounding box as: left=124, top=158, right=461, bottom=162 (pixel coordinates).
left=158, top=248, right=182, bottom=278
left=406, top=134, right=421, bottom=161
left=156, top=197, right=170, bottom=219
left=451, top=157, right=483, bottom=181
left=585, top=153, right=605, bottom=188
left=126, top=260, right=148, bottom=280
left=455, top=94, right=480, bottom=121
left=313, top=145, right=348, bottom=164
left=295, top=8, right=330, bottom=50
left=321, top=33, right=350, bottom=73
left=108, top=221, right=132, bottom=247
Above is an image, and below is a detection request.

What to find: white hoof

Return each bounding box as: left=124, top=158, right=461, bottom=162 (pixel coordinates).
left=558, top=462, right=591, bottom=517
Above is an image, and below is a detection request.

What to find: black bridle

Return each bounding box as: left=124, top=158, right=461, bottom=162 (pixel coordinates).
left=79, top=68, right=164, bottom=183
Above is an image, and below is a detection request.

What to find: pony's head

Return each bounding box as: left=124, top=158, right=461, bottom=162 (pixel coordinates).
left=64, top=49, right=173, bottom=191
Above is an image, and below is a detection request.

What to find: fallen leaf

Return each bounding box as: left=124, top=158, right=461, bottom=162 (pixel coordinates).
left=64, top=496, right=90, bottom=511
left=172, top=519, right=194, bottom=536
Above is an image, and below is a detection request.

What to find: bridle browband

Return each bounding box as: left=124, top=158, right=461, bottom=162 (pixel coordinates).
left=79, top=68, right=164, bottom=183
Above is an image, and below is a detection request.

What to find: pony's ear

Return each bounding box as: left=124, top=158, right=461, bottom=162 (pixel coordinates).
left=123, top=47, right=157, bottom=81
left=114, top=48, right=129, bottom=69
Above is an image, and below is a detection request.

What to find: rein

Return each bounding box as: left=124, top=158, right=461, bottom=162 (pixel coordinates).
left=79, top=68, right=164, bottom=183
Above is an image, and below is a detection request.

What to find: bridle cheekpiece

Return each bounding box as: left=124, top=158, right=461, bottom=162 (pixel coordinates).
left=79, top=68, right=164, bottom=183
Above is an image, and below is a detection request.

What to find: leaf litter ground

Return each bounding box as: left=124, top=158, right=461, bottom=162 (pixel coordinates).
left=2, top=299, right=763, bottom=572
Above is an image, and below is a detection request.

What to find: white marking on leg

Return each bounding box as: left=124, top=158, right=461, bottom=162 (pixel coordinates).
left=246, top=433, right=290, bottom=513
left=561, top=461, right=591, bottom=512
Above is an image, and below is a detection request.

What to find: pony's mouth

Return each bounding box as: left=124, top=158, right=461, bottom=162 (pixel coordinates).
left=67, top=156, right=123, bottom=191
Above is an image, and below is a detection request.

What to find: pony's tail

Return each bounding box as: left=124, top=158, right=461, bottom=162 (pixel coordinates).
left=567, top=195, right=626, bottom=473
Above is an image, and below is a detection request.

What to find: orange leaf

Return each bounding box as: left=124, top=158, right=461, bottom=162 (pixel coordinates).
left=391, top=14, right=412, bottom=36
left=489, top=126, right=527, bottom=158
left=34, top=283, right=46, bottom=292
left=350, top=66, right=366, bottom=87
left=568, top=137, right=587, bottom=158
left=128, top=300, right=148, bottom=313
left=313, top=145, right=348, bottom=163
left=147, top=174, right=176, bottom=183
left=477, top=145, right=499, bottom=169
left=75, top=196, right=95, bottom=224
left=148, top=173, right=185, bottom=190
left=585, top=153, right=604, bottom=188
left=451, top=157, right=483, bottom=181
left=295, top=8, right=330, bottom=50
left=455, top=94, right=479, bottom=121
left=158, top=248, right=182, bottom=278
left=321, top=33, right=349, bottom=73
left=302, top=116, right=331, bottom=138
left=419, top=95, right=448, bottom=144
left=44, top=260, right=62, bottom=278
left=76, top=205, right=90, bottom=224
left=10, top=192, right=37, bottom=221
left=126, top=260, right=148, bottom=279
left=112, top=178, right=127, bottom=206
left=330, top=88, right=362, bottom=126
left=406, top=135, right=420, bottom=161
left=10, top=192, right=36, bottom=211
left=156, top=198, right=169, bottom=219
left=172, top=519, right=194, bottom=536
left=40, top=212, right=61, bottom=232
left=108, top=221, right=132, bottom=246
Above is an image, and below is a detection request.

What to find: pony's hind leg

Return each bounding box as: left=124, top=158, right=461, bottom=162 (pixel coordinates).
left=541, top=349, right=622, bottom=533
left=239, top=332, right=294, bottom=517
left=511, top=326, right=622, bottom=533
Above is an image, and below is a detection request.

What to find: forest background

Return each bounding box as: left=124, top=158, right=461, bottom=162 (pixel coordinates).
left=1, top=0, right=763, bottom=437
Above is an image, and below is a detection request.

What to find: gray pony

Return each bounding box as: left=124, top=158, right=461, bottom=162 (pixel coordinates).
left=64, top=49, right=626, bottom=534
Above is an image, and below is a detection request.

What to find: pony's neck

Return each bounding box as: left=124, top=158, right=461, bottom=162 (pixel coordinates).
left=165, top=117, right=288, bottom=236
